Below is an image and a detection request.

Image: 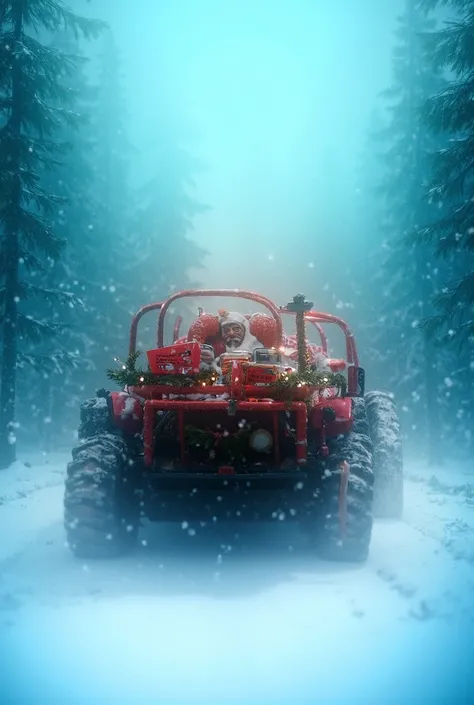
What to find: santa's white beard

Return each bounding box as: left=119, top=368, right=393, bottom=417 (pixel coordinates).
left=226, top=339, right=242, bottom=349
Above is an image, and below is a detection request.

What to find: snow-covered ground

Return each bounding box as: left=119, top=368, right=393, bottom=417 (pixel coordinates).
left=1, top=452, right=473, bottom=705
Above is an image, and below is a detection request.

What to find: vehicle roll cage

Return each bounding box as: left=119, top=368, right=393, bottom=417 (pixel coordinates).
left=129, top=288, right=359, bottom=367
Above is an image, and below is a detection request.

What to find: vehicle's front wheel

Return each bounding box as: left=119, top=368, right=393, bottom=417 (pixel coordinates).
left=64, top=432, right=140, bottom=559
left=316, top=399, right=374, bottom=562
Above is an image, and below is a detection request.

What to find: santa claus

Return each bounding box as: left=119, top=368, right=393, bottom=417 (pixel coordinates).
left=187, top=308, right=331, bottom=372
left=195, top=310, right=260, bottom=372
left=218, top=310, right=260, bottom=353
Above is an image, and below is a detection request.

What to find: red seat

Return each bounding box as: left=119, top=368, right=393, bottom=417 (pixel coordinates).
left=185, top=312, right=281, bottom=353
left=326, top=358, right=346, bottom=372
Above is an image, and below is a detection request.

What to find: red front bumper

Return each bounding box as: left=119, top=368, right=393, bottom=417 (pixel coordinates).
left=143, top=399, right=308, bottom=467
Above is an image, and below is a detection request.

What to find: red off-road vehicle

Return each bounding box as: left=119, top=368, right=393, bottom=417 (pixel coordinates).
left=64, top=289, right=403, bottom=562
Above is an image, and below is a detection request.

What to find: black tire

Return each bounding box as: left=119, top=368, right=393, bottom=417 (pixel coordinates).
left=316, top=398, right=374, bottom=562
left=78, top=391, right=113, bottom=440
left=64, top=394, right=140, bottom=559
left=365, top=391, right=403, bottom=519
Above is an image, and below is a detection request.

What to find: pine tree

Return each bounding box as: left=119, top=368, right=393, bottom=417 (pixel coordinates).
left=416, top=0, right=474, bottom=346
left=135, top=146, right=207, bottom=291
left=416, top=0, right=474, bottom=454
left=21, top=27, right=101, bottom=451
left=0, top=1, right=104, bottom=469
left=368, top=0, right=448, bottom=463
left=82, top=30, right=137, bottom=380
left=128, top=105, right=209, bottom=352
left=352, top=109, right=389, bottom=368
left=37, top=29, right=137, bottom=431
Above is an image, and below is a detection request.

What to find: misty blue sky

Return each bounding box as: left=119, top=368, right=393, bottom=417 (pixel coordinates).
left=89, top=0, right=404, bottom=300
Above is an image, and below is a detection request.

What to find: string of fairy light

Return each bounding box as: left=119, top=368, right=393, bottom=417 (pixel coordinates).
left=108, top=352, right=346, bottom=400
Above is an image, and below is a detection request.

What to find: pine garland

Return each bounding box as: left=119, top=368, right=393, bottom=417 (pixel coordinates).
left=106, top=352, right=218, bottom=388
left=107, top=352, right=347, bottom=397
left=269, top=369, right=347, bottom=400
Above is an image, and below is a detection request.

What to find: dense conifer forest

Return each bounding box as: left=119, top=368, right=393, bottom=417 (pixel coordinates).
left=0, top=0, right=472, bottom=468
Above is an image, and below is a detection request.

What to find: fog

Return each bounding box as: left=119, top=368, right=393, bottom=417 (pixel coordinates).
left=89, top=0, right=402, bottom=300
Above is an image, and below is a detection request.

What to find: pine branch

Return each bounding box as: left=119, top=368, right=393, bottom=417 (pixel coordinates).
left=0, top=3, right=107, bottom=37
left=0, top=129, right=70, bottom=165
left=0, top=204, right=65, bottom=259
left=3, top=247, right=46, bottom=273
left=0, top=281, right=84, bottom=308
left=0, top=34, right=79, bottom=83
left=418, top=0, right=474, bottom=11
left=16, top=350, right=83, bottom=374
left=423, top=79, right=474, bottom=133
left=435, top=271, right=474, bottom=311
left=418, top=269, right=474, bottom=348
left=429, top=143, right=474, bottom=201
left=414, top=199, right=474, bottom=250
left=16, top=314, right=69, bottom=343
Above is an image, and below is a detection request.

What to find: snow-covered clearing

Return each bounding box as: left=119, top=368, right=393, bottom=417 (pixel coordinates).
left=0, top=452, right=473, bottom=704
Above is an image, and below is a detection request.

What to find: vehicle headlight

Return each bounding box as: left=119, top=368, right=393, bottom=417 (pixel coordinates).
left=249, top=429, right=273, bottom=452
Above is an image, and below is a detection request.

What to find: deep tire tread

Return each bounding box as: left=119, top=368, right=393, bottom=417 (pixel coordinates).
left=365, top=391, right=404, bottom=518
left=64, top=399, right=140, bottom=559
left=317, top=399, right=374, bottom=562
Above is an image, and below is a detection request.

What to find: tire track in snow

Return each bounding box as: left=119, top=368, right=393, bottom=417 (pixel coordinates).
left=371, top=485, right=474, bottom=623
left=1, top=468, right=473, bottom=630
left=403, top=477, right=474, bottom=566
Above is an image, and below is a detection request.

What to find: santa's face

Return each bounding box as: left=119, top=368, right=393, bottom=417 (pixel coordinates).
left=221, top=322, right=245, bottom=349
